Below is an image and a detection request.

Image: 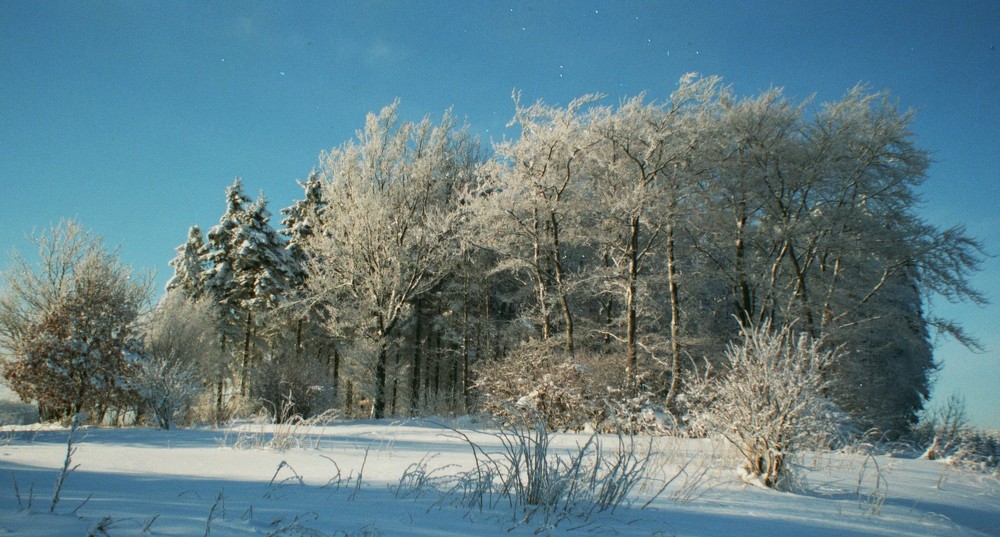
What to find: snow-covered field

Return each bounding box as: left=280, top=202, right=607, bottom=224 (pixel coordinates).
left=0, top=420, right=997, bottom=536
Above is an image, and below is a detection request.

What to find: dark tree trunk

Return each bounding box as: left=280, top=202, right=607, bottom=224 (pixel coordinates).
left=665, top=222, right=683, bottom=409
left=373, top=342, right=388, bottom=419
left=625, top=216, right=640, bottom=391
left=239, top=309, right=253, bottom=397
left=410, top=299, right=423, bottom=416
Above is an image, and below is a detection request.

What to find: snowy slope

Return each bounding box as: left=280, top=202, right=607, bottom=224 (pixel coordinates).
left=0, top=421, right=997, bottom=536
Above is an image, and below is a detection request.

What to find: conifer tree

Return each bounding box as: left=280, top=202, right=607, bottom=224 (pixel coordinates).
left=280, top=171, right=337, bottom=383
left=166, top=225, right=207, bottom=298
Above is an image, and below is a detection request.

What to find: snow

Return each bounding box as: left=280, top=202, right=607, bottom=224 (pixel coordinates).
left=0, top=421, right=997, bottom=536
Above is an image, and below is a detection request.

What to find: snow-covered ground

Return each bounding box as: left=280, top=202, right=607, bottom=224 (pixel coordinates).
left=0, top=420, right=997, bottom=536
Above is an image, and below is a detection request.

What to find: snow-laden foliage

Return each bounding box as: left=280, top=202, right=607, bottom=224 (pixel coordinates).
left=0, top=221, right=150, bottom=423
left=912, top=395, right=999, bottom=474
left=304, top=102, right=478, bottom=419
left=165, top=225, right=207, bottom=298
left=177, top=178, right=304, bottom=413
left=134, top=292, right=219, bottom=429
left=146, top=75, right=985, bottom=433
left=474, top=340, right=662, bottom=433
left=684, top=322, right=844, bottom=489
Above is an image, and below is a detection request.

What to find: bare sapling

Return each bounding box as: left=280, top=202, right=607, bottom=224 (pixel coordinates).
left=50, top=413, right=82, bottom=513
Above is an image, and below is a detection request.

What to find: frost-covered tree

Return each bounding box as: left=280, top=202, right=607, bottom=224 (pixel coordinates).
left=229, top=193, right=295, bottom=395
left=166, top=225, right=207, bottom=298
left=459, top=78, right=983, bottom=431
left=279, top=170, right=335, bottom=368
left=686, top=84, right=985, bottom=430
left=203, top=179, right=252, bottom=328
left=588, top=75, right=721, bottom=394
left=167, top=77, right=983, bottom=432
left=199, top=179, right=297, bottom=405
left=135, top=292, right=219, bottom=429
left=0, top=221, right=151, bottom=422
left=198, top=179, right=252, bottom=414
left=469, top=93, right=602, bottom=355
left=306, top=102, right=478, bottom=419
left=281, top=170, right=326, bottom=274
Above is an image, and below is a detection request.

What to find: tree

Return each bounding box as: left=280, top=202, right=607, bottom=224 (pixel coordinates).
left=281, top=170, right=326, bottom=274
left=280, top=170, right=338, bottom=377
left=306, top=102, right=478, bottom=419
left=135, top=292, right=219, bottom=429
left=229, top=193, right=295, bottom=396
left=687, top=84, right=985, bottom=430
left=200, top=179, right=296, bottom=401
left=0, top=221, right=150, bottom=422
left=203, top=178, right=252, bottom=311
left=469, top=93, right=601, bottom=355
left=166, top=225, right=207, bottom=298
left=588, top=75, right=720, bottom=394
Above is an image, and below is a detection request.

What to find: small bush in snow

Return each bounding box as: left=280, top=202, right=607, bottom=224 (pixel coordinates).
left=913, top=395, right=999, bottom=474
left=684, top=322, right=843, bottom=489
left=251, top=357, right=338, bottom=422
left=474, top=340, right=663, bottom=433
left=134, top=355, right=200, bottom=430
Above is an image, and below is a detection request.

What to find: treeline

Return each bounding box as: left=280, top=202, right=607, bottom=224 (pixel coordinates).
left=2, top=75, right=985, bottom=433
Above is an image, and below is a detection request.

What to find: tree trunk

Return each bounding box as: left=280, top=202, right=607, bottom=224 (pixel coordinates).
left=344, top=379, right=354, bottom=416
left=433, top=332, right=442, bottom=408
left=462, top=299, right=471, bottom=414
left=410, top=299, right=423, bottom=415
left=549, top=211, right=574, bottom=355
left=664, top=222, right=683, bottom=409
left=215, top=377, right=224, bottom=426
left=625, top=215, right=640, bottom=391
left=295, top=318, right=303, bottom=361
left=734, top=201, right=754, bottom=325
left=390, top=375, right=398, bottom=416
left=785, top=240, right=816, bottom=337
left=216, top=332, right=227, bottom=425
left=532, top=208, right=552, bottom=340
left=373, top=342, right=388, bottom=419
left=239, top=309, right=253, bottom=397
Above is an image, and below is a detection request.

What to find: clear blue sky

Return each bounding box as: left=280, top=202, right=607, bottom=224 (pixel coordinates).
left=2, top=1, right=998, bottom=428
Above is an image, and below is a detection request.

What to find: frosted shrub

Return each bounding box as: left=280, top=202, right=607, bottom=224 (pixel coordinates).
left=686, top=322, right=842, bottom=489
left=251, top=357, right=338, bottom=422
left=136, top=292, right=219, bottom=429
left=475, top=340, right=662, bottom=432
left=913, top=395, right=999, bottom=473
left=133, top=355, right=200, bottom=430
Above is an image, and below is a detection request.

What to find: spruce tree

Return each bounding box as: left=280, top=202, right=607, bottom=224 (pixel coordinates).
left=166, top=225, right=207, bottom=298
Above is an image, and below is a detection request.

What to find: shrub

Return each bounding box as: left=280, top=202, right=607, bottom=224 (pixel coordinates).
left=684, top=322, right=843, bottom=489
left=474, top=339, right=663, bottom=432
left=913, top=394, right=999, bottom=473
left=250, top=357, right=338, bottom=422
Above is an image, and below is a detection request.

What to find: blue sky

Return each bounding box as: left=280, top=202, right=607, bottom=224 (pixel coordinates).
left=1, top=1, right=998, bottom=428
